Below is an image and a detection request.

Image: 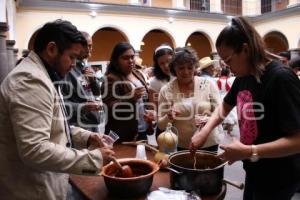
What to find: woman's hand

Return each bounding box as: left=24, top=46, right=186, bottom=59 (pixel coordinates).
left=144, top=110, right=156, bottom=123
left=133, top=87, right=146, bottom=101
left=218, top=138, right=252, bottom=165
left=84, top=100, right=102, bottom=112
left=166, top=108, right=181, bottom=121
left=189, top=128, right=210, bottom=153
left=195, top=114, right=209, bottom=129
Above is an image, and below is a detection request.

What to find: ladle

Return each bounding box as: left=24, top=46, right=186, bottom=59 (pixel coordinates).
left=111, top=157, right=133, bottom=178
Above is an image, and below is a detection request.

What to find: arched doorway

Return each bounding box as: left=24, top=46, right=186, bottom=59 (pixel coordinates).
left=90, top=27, right=129, bottom=62
left=140, top=29, right=174, bottom=67
left=263, top=31, right=289, bottom=54
left=185, top=32, right=212, bottom=59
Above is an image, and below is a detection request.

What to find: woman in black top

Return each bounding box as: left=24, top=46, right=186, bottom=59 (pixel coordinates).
left=190, top=16, right=300, bottom=200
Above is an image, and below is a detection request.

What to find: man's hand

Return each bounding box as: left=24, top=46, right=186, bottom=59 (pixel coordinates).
left=87, top=134, right=116, bottom=166
left=100, top=147, right=115, bottom=166
left=87, top=133, right=109, bottom=150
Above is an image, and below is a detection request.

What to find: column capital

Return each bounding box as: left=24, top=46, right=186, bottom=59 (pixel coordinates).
left=0, top=22, right=9, bottom=33
left=22, top=49, right=30, bottom=57
left=6, top=39, right=15, bottom=47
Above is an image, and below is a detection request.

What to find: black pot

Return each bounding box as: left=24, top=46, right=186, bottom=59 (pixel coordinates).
left=168, top=150, right=226, bottom=196
left=101, top=158, right=159, bottom=197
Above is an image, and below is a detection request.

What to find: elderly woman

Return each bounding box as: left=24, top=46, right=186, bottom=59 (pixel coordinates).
left=101, top=42, right=149, bottom=142
left=157, top=47, right=221, bottom=151
left=191, top=16, right=300, bottom=199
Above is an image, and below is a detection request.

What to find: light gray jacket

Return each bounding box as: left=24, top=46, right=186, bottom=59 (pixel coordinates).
left=0, top=52, right=103, bottom=200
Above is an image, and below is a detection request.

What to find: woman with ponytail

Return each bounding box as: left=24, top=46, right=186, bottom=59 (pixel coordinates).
left=190, top=16, right=300, bottom=200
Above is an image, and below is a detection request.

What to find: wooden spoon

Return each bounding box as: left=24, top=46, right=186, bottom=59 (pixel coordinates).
left=111, top=157, right=133, bottom=178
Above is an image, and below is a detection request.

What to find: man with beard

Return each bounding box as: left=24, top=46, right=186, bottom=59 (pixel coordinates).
left=0, top=20, right=114, bottom=200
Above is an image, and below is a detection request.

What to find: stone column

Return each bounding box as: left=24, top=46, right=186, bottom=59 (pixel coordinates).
left=129, top=0, right=151, bottom=6
left=210, top=52, right=221, bottom=71
left=210, top=52, right=220, bottom=60
left=6, top=40, right=15, bottom=73
left=13, top=48, right=18, bottom=65
left=129, top=0, right=140, bottom=5
left=0, top=0, right=7, bottom=22
left=210, top=0, right=222, bottom=13
left=243, top=0, right=261, bottom=16
left=135, top=49, right=141, bottom=57
left=290, top=48, right=300, bottom=59
left=0, top=22, right=8, bottom=83
left=172, top=0, right=186, bottom=9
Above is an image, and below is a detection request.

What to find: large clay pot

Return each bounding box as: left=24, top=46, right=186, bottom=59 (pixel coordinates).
left=101, top=158, right=159, bottom=197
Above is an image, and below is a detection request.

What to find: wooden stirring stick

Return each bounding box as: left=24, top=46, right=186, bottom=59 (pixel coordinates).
left=111, top=157, right=133, bottom=178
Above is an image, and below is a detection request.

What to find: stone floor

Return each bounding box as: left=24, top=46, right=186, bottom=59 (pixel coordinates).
left=224, top=161, right=300, bottom=200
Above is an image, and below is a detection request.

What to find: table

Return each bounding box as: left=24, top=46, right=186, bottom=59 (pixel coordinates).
left=70, top=144, right=226, bottom=200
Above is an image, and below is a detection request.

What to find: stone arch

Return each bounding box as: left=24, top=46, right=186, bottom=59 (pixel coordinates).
left=139, top=28, right=175, bottom=67
left=90, top=27, right=129, bottom=62
left=185, top=31, right=214, bottom=59
left=263, top=31, right=289, bottom=54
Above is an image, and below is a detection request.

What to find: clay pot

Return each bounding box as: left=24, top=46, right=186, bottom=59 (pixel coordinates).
left=101, top=158, right=159, bottom=197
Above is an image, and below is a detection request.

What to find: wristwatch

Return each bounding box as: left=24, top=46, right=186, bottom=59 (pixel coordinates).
left=250, top=144, right=259, bottom=162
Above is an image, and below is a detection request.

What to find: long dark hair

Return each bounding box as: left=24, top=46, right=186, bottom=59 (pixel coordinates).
left=216, top=16, right=268, bottom=81
left=106, top=42, right=135, bottom=76
left=153, top=45, right=174, bottom=81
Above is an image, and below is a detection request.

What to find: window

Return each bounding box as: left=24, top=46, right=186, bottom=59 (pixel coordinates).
left=141, top=0, right=150, bottom=5
left=190, top=0, right=210, bottom=12
left=261, top=0, right=289, bottom=13
left=261, top=0, right=271, bottom=13
left=221, top=0, right=242, bottom=15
